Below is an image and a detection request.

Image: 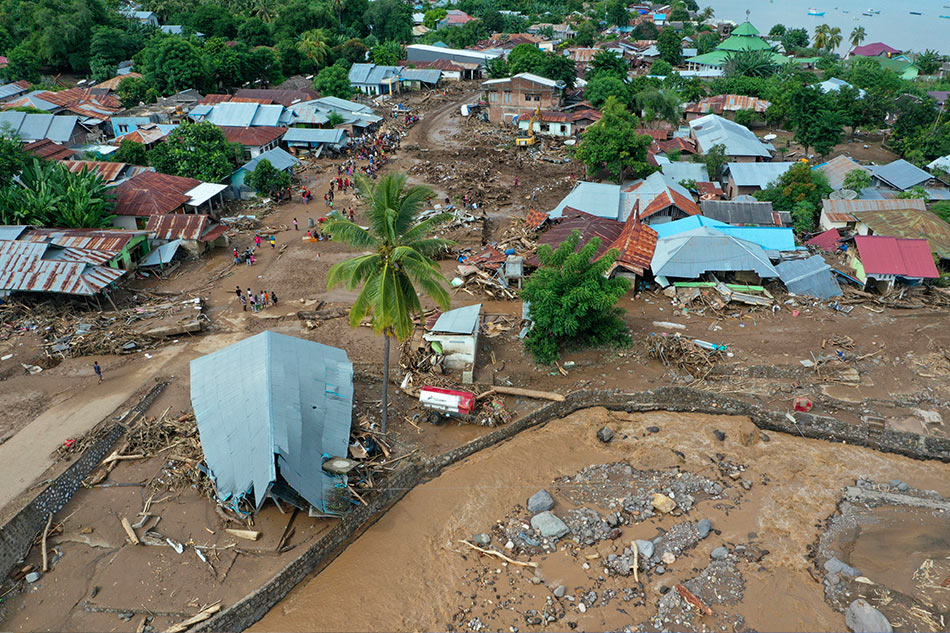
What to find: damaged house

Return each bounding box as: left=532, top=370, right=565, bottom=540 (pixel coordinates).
left=190, top=331, right=354, bottom=514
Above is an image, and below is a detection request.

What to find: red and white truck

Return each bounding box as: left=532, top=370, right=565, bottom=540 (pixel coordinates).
left=419, top=386, right=476, bottom=425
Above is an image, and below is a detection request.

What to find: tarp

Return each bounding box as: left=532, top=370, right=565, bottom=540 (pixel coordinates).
left=190, top=331, right=353, bottom=513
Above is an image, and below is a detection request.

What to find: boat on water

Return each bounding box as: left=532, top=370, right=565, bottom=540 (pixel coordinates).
left=909, top=10, right=922, bottom=14
left=807, top=8, right=826, bottom=16
left=861, top=11, right=873, bottom=15
left=940, top=14, right=950, bottom=18
left=867, top=8, right=880, bottom=13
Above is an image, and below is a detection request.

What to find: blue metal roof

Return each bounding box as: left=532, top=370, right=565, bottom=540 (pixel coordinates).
left=282, top=128, right=347, bottom=145
left=141, top=239, right=183, bottom=266
left=190, top=331, right=353, bottom=513
left=871, top=159, right=931, bottom=191
left=689, top=114, right=773, bottom=159
left=308, top=96, right=372, bottom=113
left=0, top=82, right=28, bottom=100
left=431, top=303, right=481, bottom=334
left=401, top=68, right=442, bottom=84
left=349, top=63, right=403, bottom=86
left=652, top=215, right=729, bottom=238
left=714, top=226, right=798, bottom=251
left=0, top=113, right=79, bottom=143
left=189, top=102, right=292, bottom=127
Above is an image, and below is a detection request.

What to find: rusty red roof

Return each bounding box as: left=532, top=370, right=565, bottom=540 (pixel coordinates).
left=637, top=127, right=671, bottom=140
left=23, top=139, right=76, bottom=161
left=21, top=227, right=142, bottom=254
left=233, top=88, right=319, bottom=107
left=200, top=224, right=229, bottom=242
left=220, top=126, right=288, bottom=147
left=200, top=93, right=233, bottom=105
left=63, top=160, right=127, bottom=183
left=0, top=240, right=126, bottom=295
left=146, top=214, right=210, bottom=241
left=533, top=208, right=624, bottom=266
left=95, top=73, right=143, bottom=91
left=113, top=171, right=200, bottom=216
left=807, top=228, right=842, bottom=251
left=601, top=201, right=657, bottom=275
left=854, top=235, right=938, bottom=278
left=655, top=137, right=697, bottom=154
left=463, top=244, right=507, bottom=270
left=525, top=209, right=549, bottom=230
left=685, top=94, right=771, bottom=115
left=696, top=181, right=723, bottom=199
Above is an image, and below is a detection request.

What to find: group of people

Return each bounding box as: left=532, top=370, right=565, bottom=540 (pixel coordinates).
left=299, top=188, right=314, bottom=204
left=233, top=247, right=255, bottom=265
left=236, top=286, right=279, bottom=312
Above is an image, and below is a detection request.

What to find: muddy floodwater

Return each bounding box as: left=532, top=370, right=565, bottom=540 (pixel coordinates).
left=253, top=408, right=950, bottom=632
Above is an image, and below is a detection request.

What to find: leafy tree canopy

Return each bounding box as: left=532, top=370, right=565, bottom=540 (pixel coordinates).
left=575, top=96, right=654, bottom=183
left=148, top=121, right=243, bottom=182
left=247, top=158, right=291, bottom=196
left=657, top=27, right=682, bottom=66
left=754, top=162, right=832, bottom=224
left=0, top=158, right=115, bottom=228
left=521, top=230, right=632, bottom=364
left=313, top=64, right=353, bottom=98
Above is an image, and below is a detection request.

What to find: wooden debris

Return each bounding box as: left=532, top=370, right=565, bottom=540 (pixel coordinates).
left=41, top=513, right=53, bottom=572
left=121, top=517, right=140, bottom=545
left=458, top=540, right=538, bottom=568
left=101, top=451, right=145, bottom=465
left=487, top=386, right=565, bottom=402
left=225, top=528, right=261, bottom=541
left=631, top=540, right=639, bottom=583
left=675, top=584, right=713, bottom=615
left=163, top=602, right=222, bottom=633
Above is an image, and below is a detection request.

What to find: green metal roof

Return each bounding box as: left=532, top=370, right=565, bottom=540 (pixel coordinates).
left=731, top=22, right=760, bottom=36
left=685, top=49, right=788, bottom=68
left=717, top=34, right=774, bottom=52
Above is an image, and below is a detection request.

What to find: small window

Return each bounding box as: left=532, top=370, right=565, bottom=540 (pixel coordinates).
left=503, top=91, right=512, bottom=104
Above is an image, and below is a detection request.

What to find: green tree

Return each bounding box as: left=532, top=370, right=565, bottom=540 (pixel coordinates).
left=247, top=158, right=291, bottom=196
left=842, top=168, right=871, bottom=192
left=834, top=86, right=887, bottom=139
left=753, top=162, right=832, bottom=229
left=650, top=59, right=673, bottom=76
left=781, top=27, right=809, bottom=52
left=695, top=31, right=719, bottom=55
left=238, top=17, right=274, bottom=47
left=606, top=0, right=630, bottom=28
left=574, top=20, right=597, bottom=47
left=363, top=0, right=412, bottom=42
left=148, top=122, right=242, bottom=182
left=633, top=87, right=681, bottom=125
left=486, top=56, right=510, bottom=78
left=508, top=43, right=546, bottom=74
left=791, top=201, right=816, bottom=233
left=298, top=29, right=332, bottom=68
left=313, top=64, right=353, bottom=98
left=0, top=134, right=27, bottom=187
left=812, top=24, right=830, bottom=50
left=700, top=143, right=728, bottom=180
left=768, top=24, right=787, bottom=39
left=5, top=45, right=41, bottom=83
left=116, top=76, right=150, bottom=108
left=723, top=49, right=778, bottom=78
left=915, top=49, right=943, bottom=75
left=826, top=26, right=843, bottom=51
left=136, top=36, right=209, bottom=94
left=787, top=84, right=842, bottom=156
left=633, top=21, right=659, bottom=40
left=849, top=26, right=866, bottom=48
left=521, top=230, right=631, bottom=364
left=930, top=201, right=950, bottom=224
left=371, top=41, right=404, bottom=66
left=541, top=53, right=577, bottom=88
left=896, top=186, right=930, bottom=201
left=245, top=46, right=283, bottom=86
left=575, top=96, right=654, bottom=183
left=112, top=139, right=148, bottom=166
left=585, top=74, right=630, bottom=107
left=422, top=8, right=447, bottom=29
left=186, top=4, right=236, bottom=39
left=657, top=27, right=683, bottom=66
left=589, top=50, right=627, bottom=81
left=206, top=37, right=245, bottom=89
left=325, top=172, right=453, bottom=433
left=341, top=39, right=370, bottom=65
left=0, top=159, right=114, bottom=228
left=326, top=110, right=345, bottom=126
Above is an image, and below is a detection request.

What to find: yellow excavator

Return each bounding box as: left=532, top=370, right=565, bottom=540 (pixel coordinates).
left=515, top=105, right=542, bottom=146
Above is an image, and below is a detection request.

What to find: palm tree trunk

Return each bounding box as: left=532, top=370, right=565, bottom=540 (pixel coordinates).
left=381, top=329, right=390, bottom=434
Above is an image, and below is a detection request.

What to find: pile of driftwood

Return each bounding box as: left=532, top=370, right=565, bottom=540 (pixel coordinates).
left=453, top=264, right=517, bottom=300
left=1, top=296, right=206, bottom=358
left=648, top=334, right=725, bottom=382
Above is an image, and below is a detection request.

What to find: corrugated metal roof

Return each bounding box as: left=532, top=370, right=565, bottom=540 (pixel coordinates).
left=400, top=68, right=442, bottom=84
left=234, top=88, right=319, bottom=107
left=776, top=255, right=842, bottom=299
left=814, top=155, right=871, bottom=190
left=550, top=181, right=622, bottom=220
left=725, top=162, right=795, bottom=188
left=651, top=215, right=729, bottom=239
left=660, top=162, right=708, bottom=186
left=190, top=102, right=290, bottom=127
left=871, top=159, right=932, bottom=191
left=603, top=203, right=658, bottom=276
left=190, top=331, right=353, bottom=513
left=0, top=113, right=79, bottom=143
left=806, top=228, right=842, bottom=251
left=431, top=303, right=481, bottom=334
left=113, top=171, right=200, bottom=216
left=685, top=94, right=771, bottom=114
left=220, top=125, right=287, bottom=147
left=308, top=96, right=372, bottom=114
left=0, top=80, right=29, bottom=100
left=23, top=139, right=76, bottom=161
left=714, top=226, right=798, bottom=251
left=624, top=172, right=700, bottom=220
left=240, top=147, right=301, bottom=173
left=0, top=240, right=125, bottom=295
left=21, top=228, right=143, bottom=256
left=533, top=209, right=625, bottom=265
left=853, top=208, right=950, bottom=259
left=651, top=227, right=778, bottom=279
left=689, top=114, right=772, bottom=158
left=146, top=214, right=209, bottom=241
left=349, top=63, right=403, bottom=86
left=282, top=128, right=347, bottom=145
left=63, top=160, right=127, bottom=183
left=142, top=239, right=184, bottom=266
left=821, top=198, right=927, bottom=221
left=0, top=226, right=29, bottom=240
left=700, top=200, right=781, bottom=226
left=854, top=235, right=939, bottom=278
left=95, top=73, right=143, bottom=91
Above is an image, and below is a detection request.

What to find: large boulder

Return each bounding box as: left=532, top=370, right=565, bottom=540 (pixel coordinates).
left=527, top=489, right=555, bottom=513
left=530, top=511, right=570, bottom=540
left=845, top=599, right=892, bottom=633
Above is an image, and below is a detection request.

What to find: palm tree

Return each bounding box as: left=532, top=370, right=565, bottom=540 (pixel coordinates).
left=249, top=0, right=275, bottom=23
left=723, top=49, right=779, bottom=78
left=298, top=29, right=331, bottom=67
left=326, top=173, right=454, bottom=433
left=812, top=24, right=830, bottom=50
left=849, top=26, right=866, bottom=48
left=826, top=26, right=843, bottom=52
left=700, top=7, right=714, bottom=21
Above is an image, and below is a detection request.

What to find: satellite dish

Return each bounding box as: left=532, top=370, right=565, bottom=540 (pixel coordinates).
left=762, top=133, right=777, bottom=141
left=830, top=189, right=858, bottom=200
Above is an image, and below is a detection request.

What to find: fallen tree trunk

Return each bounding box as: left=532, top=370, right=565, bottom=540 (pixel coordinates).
left=486, top=386, right=565, bottom=402
left=295, top=307, right=350, bottom=321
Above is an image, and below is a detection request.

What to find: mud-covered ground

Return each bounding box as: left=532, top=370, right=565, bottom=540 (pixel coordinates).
left=253, top=408, right=950, bottom=633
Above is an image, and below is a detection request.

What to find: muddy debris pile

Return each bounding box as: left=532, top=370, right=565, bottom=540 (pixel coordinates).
left=814, top=478, right=950, bottom=633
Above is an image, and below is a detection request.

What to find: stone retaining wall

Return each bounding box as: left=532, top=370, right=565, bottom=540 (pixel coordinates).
left=0, top=381, right=167, bottom=580
left=196, top=386, right=950, bottom=632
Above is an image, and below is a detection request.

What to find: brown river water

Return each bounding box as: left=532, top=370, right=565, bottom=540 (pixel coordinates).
left=252, top=407, right=950, bottom=632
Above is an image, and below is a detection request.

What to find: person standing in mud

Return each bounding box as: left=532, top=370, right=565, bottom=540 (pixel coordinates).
left=93, top=361, right=102, bottom=384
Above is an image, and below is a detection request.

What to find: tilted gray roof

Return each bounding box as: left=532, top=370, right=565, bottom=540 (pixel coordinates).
left=776, top=255, right=842, bottom=299
left=871, top=159, right=932, bottom=191
left=282, top=128, right=347, bottom=145
left=0, top=112, right=79, bottom=143
left=549, top=181, right=623, bottom=220
left=190, top=331, right=353, bottom=513
left=400, top=68, right=442, bottom=84
left=431, top=303, right=481, bottom=334
left=689, top=114, right=772, bottom=158
left=725, top=162, right=795, bottom=189
left=241, top=147, right=300, bottom=173
left=348, top=64, right=403, bottom=86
